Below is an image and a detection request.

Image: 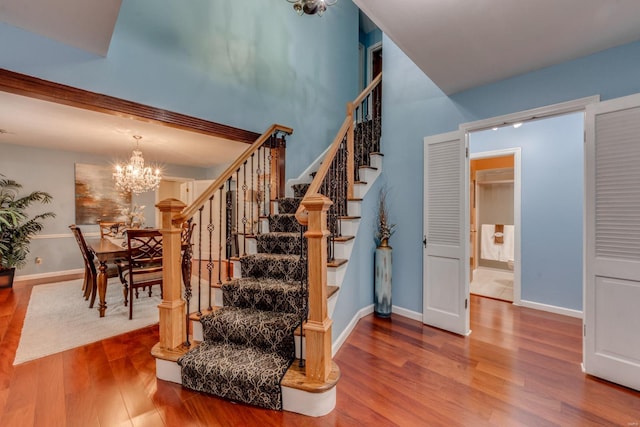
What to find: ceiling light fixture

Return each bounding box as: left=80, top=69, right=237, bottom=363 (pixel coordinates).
left=287, top=0, right=337, bottom=16
left=513, top=122, right=523, bottom=128
left=113, top=135, right=161, bottom=194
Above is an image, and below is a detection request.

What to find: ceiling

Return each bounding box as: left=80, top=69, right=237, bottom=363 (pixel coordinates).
left=355, top=0, right=640, bottom=94
left=1, top=0, right=640, bottom=165
left=0, top=90, right=248, bottom=169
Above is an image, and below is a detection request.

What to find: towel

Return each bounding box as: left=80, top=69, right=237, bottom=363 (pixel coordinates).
left=481, top=224, right=514, bottom=262
left=494, top=224, right=504, bottom=244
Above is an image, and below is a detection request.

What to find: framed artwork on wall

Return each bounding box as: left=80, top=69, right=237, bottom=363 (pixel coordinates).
left=75, top=163, right=130, bottom=225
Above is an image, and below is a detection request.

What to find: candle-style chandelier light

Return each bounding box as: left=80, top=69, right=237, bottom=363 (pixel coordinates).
left=113, top=135, right=161, bottom=194
left=287, top=0, right=337, bottom=16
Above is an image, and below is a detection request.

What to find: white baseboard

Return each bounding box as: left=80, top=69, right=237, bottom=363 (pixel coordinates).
left=332, top=304, right=373, bottom=357
left=392, top=305, right=422, bottom=321
left=519, top=299, right=583, bottom=319
left=14, top=268, right=84, bottom=283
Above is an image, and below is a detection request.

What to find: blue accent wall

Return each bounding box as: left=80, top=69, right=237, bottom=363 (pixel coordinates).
left=383, top=34, right=640, bottom=313
left=0, top=0, right=360, bottom=181
left=469, top=113, right=584, bottom=310
left=0, top=0, right=359, bottom=281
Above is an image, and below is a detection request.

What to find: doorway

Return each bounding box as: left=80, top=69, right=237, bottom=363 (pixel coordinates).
left=469, top=151, right=519, bottom=303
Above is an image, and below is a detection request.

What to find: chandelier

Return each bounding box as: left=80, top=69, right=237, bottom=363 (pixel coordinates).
left=287, top=0, right=337, bottom=16
left=113, top=135, right=161, bottom=194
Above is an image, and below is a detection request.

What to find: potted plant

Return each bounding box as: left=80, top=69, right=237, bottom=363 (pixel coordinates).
left=0, top=175, right=55, bottom=288
left=374, top=187, right=395, bottom=317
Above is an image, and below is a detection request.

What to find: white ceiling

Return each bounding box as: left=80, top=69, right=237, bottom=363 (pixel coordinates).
left=355, top=0, right=640, bottom=94
left=0, top=0, right=122, bottom=56
left=0, top=91, right=248, bottom=169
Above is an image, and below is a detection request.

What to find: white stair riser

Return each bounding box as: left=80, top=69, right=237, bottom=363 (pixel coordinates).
left=340, top=219, right=360, bottom=237
left=333, top=239, right=354, bottom=259
left=370, top=153, right=383, bottom=170
left=347, top=199, right=361, bottom=217
left=328, top=263, right=347, bottom=286
left=358, top=167, right=379, bottom=183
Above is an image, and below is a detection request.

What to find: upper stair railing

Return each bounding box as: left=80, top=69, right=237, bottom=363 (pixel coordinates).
left=156, top=124, right=292, bottom=352
left=295, top=73, right=382, bottom=382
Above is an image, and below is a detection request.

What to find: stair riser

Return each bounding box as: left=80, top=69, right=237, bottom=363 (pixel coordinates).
left=276, top=198, right=301, bottom=215
left=332, top=239, right=355, bottom=260
left=241, top=256, right=306, bottom=282
left=347, top=199, right=361, bottom=217
left=269, top=215, right=303, bottom=233
left=256, top=235, right=306, bottom=255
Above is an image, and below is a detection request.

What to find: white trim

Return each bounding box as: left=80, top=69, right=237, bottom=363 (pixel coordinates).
left=14, top=268, right=84, bottom=282
left=32, top=231, right=99, bottom=239
left=392, top=305, right=422, bottom=321
left=332, top=304, right=373, bottom=356
left=519, top=299, right=583, bottom=319
left=459, top=95, right=600, bottom=133
left=470, top=148, right=522, bottom=305
left=366, top=41, right=382, bottom=87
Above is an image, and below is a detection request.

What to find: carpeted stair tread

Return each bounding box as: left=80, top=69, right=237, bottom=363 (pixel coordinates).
left=277, top=198, right=301, bottom=214
left=292, top=183, right=310, bottom=199
left=200, top=306, right=299, bottom=360
left=223, top=277, right=307, bottom=317
left=178, top=341, right=292, bottom=410
left=240, top=253, right=306, bottom=282
left=256, top=232, right=306, bottom=255
left=269, top=214, right=302, bottom=233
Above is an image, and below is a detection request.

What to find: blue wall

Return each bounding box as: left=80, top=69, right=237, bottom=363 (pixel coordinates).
left=0, top=0, right=359, bottom=181
left=0, top=1, right=364, bottom=341
left=383, top=34, right=640, bottom=313
left=469, top=113, right=584, bottom=310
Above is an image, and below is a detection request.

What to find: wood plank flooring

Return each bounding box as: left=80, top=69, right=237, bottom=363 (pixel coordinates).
left=1, top=282, right=640, bottom=426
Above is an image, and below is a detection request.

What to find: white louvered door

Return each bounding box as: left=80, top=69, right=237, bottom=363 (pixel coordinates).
left=584, top=94, right=640, bottom=391
left=423, top=131, right=469, bottom=335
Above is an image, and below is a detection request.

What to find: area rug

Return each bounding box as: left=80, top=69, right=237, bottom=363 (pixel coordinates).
left=14, top=277, right=161, bottom=365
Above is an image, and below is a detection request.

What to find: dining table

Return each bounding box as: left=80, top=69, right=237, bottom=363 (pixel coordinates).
left=86, top=237, right=128, bottom=317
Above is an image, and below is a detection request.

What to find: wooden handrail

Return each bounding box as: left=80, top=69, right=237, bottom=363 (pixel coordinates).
left=176, top=123, right=293, bottom=224
left=352, top=73, right=382, bottom=108
left=295, top=72, right=382, bottom=225
left=294, top=116, right=351, bottom=225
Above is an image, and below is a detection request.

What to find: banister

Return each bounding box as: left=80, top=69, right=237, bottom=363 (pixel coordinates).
left=352, top=73, right=382, bottom=108
left=175, top=123, right=293, bottom=224
left=295, top=116, right=352, bottom=225
left=295, top=72, right=382, bottom=225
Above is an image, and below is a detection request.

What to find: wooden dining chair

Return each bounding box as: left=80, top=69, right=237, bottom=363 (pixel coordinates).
left=69, top=224, right=99, bottom=306
left=98, top=221, right=126, bottom=239
left=117, top=229, right=163, bottom=319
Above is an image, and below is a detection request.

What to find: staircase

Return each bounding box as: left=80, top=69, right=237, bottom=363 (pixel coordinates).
left=152, top=74, right=382, bottom=417
left=177, top=185, right=310, bottom=411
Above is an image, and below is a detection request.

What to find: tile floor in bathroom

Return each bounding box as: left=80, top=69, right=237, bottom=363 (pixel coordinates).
left=470, top=267, right=514, bottom=301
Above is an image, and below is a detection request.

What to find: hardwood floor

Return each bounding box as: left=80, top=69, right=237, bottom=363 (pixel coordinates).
left=1, top=283, right=639, bottom=426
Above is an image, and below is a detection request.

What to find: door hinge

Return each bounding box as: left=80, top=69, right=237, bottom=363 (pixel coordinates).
left=423, top=235, right=427, bottom=248
left=583, top=324, right=586, bottom=337
left=465, top=298, right=468, bottom=309
left=465, top=147, right=469, bottom=158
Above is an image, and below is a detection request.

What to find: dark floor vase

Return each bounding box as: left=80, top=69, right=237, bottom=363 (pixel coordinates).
left=374, top=240, right=392, bottom=317
left=0, top=267, right=15, bottom=289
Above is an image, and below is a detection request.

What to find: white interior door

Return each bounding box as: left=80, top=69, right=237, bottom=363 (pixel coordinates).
left=584, top=93, right=640, bottom=391
left=423, top=130, right=470, bottom=335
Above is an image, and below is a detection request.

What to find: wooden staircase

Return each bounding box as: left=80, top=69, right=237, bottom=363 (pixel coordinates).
left=151, top=74, right=383, bottom=417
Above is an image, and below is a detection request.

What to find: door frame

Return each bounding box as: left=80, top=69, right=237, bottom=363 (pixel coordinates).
left=367, top=41, right=382, bottom=86
left=469, top=148, right=522, bottom=305
left=452, top=95, right=599, bottom=318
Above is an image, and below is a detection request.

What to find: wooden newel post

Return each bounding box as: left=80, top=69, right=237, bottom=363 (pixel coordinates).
left=157, top=198, right=187, bottom=350
left=301, top=194, right=333, bottom=382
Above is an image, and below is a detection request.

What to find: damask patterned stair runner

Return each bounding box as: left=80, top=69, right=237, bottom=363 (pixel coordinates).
left=177, top=185, right=308, bottom=410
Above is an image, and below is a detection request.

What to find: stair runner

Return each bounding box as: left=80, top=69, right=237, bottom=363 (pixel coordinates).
left=177, top=183, right=310, bottom=410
